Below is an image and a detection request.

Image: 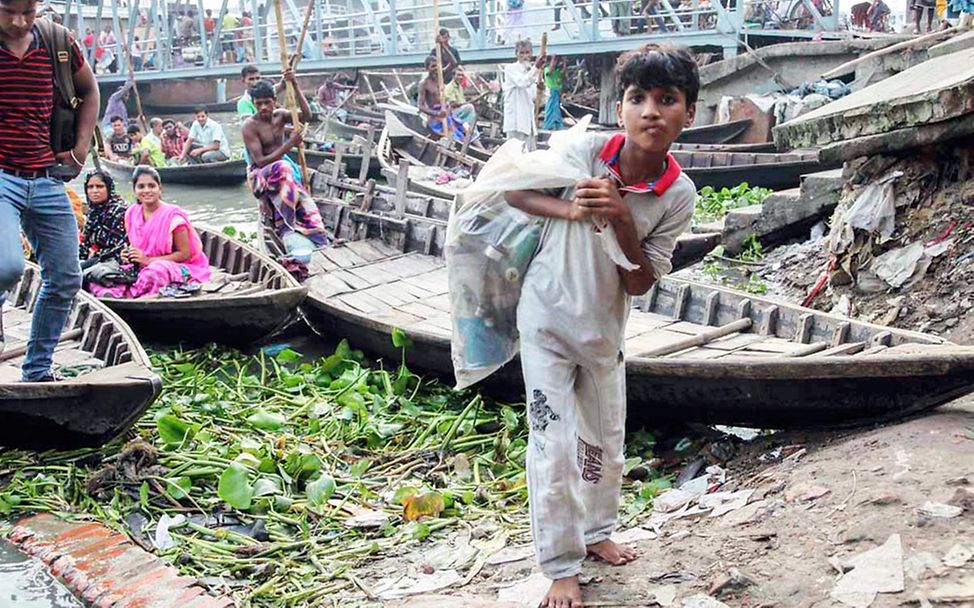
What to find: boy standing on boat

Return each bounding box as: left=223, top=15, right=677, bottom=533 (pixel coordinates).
left=0, top=0, right=99, bottom=379
left=504, top=44, right=698, bottom=607
left=242, top=78, right=329, bottom=257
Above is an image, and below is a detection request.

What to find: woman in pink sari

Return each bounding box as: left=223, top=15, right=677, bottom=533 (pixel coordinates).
left=89, top=167, right=211, bottom=299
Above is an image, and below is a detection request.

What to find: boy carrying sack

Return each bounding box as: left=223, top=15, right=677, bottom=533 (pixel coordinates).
left=448, top=44, right=699, bottom=608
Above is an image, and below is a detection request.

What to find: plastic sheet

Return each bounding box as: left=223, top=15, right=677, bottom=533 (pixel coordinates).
left=446, top=117, right=634, bottom=389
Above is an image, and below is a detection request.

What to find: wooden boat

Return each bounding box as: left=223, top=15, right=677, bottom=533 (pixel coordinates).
left=97, top=228, right=307, bottom=347
left=101, top=157, right=249, bottom=186
left=675, top=149, right=833, bottom=191
left=380, top=112, right=825, bottom=194
left=377, top=110, right=483, bottom=200
left=0, top=263, right=161, bottom=449
left=676, top=118, right=752, bottom=144
left=293, top=124, right=381, bottom=183
left=141, top=99, right=238, bottom=115
left=265, top=164, right=974, bottom=428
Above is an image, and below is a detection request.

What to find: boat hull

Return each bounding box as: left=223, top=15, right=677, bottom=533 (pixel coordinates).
left=0, top=367, right=162, bottom=449
left=102, top=158, right=248, bottom=186
left=303, top=300, right=974, bottom=429
left=98, top=229, right=307, bottom=347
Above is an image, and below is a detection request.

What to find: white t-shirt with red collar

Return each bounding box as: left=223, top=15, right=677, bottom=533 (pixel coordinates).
left=516, top=132, right=696, bottom=367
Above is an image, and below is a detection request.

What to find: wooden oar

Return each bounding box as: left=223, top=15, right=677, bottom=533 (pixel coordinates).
left=273, top=0, right=309, bottom=184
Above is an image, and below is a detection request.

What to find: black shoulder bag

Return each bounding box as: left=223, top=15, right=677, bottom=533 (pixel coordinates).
left=35, top=18, right=79, bottom=154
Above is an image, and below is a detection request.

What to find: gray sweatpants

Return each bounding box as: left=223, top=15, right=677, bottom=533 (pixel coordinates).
left=521, top=338, right=627, bottom=580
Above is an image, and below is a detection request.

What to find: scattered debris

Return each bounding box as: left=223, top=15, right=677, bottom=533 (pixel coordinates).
left=708, top=567, right=756, bottom=596
left=682, top=594, right=730, bottom=608
left=152, top=513, right=186, bottom=550
left=374, top=570, right=464, bottom=600
left=648, top=585, right=678, bottom=607
left=784, top=482, right=831, bottom=503
left=918, top=502, right=963, bottom=519
left=496, top=572, right=549, bottom=607
left=830, top=534, right=904, bottom=608
left=943, top=544, right=973, bottom=568
left=903, top=552, right=946, bottom=581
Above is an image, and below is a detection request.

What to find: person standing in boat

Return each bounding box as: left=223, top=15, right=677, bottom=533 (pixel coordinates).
left=502, top=39, right=545, bottom=149
left=502, top=44, right=698, bottom=607
left=0, top=0, right=100, bottom=379
left=242, top=78, right=329, bottom=260
left=179, top=106, right=230, bottom=164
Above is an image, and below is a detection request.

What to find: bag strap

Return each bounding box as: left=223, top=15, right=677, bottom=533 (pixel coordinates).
left=35, top=18, right=79, bottom=109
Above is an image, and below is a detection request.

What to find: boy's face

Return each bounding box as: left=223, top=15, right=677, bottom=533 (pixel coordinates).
left=195, top=111, right=207, bottom=126
left=112, top=120, right=125, bottom=136
left=616, top=85, right=695, bottom=154
left=427, top=59, right=438, bottom=76
left=130, top=131, right=143, bottom=143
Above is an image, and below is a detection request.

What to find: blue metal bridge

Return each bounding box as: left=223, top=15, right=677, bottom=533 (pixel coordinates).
left=52, top=0, right=842, bottom=86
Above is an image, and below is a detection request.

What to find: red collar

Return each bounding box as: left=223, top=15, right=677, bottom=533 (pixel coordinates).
left=598, top=133, right=681, bottom=196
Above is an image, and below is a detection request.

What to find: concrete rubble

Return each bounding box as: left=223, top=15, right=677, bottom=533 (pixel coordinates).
left=773, top=45, right=974, bottom=156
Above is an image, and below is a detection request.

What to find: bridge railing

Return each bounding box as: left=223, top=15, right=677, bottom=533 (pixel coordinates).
left=80, top=0, right=741, bottom=76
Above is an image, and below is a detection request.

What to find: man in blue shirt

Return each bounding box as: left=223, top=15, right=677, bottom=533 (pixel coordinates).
left=180, top=106, right=230, bottom=163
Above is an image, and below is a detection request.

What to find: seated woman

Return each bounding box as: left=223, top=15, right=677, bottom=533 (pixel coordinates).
left=88, top=166, right=211, bottom=299
left=79, top=171, right=128, bottom=269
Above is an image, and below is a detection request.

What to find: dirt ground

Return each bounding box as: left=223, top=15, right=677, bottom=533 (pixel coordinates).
left=390, top=397, right=974, bottom=608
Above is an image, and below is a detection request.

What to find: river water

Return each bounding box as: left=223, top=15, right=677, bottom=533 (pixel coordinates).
left=0, top=539, right=83, bottom=608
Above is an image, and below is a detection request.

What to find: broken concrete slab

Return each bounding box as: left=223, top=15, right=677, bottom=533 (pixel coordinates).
left=929, top=29, right=974, bottom=58
left=773, top=47, right=974, bottom=151
left=722, top=169, right=842, bottom=255
left=695, top=39, right=905, bottom=125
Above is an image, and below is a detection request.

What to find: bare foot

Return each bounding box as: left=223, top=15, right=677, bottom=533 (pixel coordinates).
left=540, top=576, right=584, bottom=608
left=586, top=539, right=637, bottom=565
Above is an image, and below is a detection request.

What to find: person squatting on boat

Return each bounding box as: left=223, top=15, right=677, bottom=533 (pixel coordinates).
left=502, top=44, right=698, bottom=608
left=0, top=0, right=99, bottom=381
left=179, top=106, right=230, bottom=164
left=417, top=54, right=478, bottom=144
left=79, top=170, right=128, bottom=270
left=87, top=166, right=211, bottom=299
left=242, top=76, right=330, bottom=261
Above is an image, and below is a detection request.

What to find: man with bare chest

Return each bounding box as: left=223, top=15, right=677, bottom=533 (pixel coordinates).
left=417, top=55, right=477, bottom=144
left=242, top=76, right=330, bottom=258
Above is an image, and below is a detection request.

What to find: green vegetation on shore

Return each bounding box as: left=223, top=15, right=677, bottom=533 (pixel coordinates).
left=0, top=340, right=676, bottom=606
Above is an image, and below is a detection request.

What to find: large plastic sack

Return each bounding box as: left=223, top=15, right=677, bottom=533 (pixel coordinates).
left=446, top=117, right=635, bottom=389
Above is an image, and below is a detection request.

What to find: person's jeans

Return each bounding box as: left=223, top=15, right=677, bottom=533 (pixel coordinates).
left=0, top=173, right=82, bottom=381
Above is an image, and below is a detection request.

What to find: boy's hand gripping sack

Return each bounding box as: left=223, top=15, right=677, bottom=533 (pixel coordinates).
left=446, top=117, right=637, bottom=389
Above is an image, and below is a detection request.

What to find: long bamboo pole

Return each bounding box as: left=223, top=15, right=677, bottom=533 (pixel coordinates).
left=535, top=31, right=547, bottom=132
left=290, top=0, right=316, bottom=70
left=117, top=0, right=147, bottom=132
left=273, top=0, right=309, bottom=184
left=432, top=0, right=450, bottom=141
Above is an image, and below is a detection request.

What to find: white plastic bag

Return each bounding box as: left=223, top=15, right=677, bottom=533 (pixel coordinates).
left=446, top=117, right=635, bottom=389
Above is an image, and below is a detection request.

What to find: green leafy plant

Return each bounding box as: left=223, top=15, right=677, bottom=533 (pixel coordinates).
left=694, top=183, right=773, bottom=223
left=738, top=234, right=765, bottom=263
